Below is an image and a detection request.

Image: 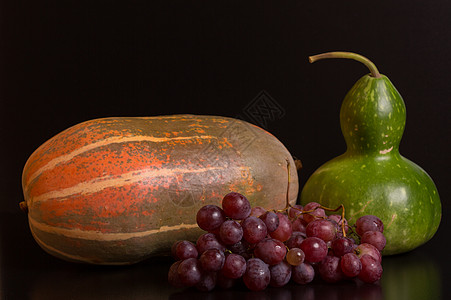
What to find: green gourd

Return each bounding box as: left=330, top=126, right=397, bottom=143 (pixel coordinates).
left=300, top=52, right=441, bottom=255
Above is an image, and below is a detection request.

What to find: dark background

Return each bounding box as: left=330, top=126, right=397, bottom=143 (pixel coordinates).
left=1, top=1, right=450, bottom=299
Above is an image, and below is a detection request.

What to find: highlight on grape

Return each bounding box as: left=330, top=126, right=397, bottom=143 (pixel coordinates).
left=168, top=192, right=385, bottom=291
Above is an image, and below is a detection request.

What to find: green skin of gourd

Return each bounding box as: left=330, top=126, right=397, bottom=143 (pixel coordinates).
left=300, top=74, right=441, bottom=255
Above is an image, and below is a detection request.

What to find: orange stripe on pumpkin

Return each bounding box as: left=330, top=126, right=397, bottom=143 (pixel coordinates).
left=25, top=135, right=217, bottom=188
left=30, top=166, right=226, bottom=204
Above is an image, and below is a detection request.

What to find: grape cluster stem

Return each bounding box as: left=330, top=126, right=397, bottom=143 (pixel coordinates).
left=276, top=159, right=348, bottom=237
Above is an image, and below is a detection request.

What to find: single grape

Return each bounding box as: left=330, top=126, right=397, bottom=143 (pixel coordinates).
left=355, top=243, right=382, bottom=263
left=221, top=253, right=247, bottom=279
left=216, top=271, right=237, bottom=289
left=177, top=258, right=202, bottom=287
left=286, top=248, right=305, bottom=266
left=254, top=238, right=287, bottom=265
left=196, top=232, right=226, bottom=254
left=361, top=231, right=386, bottom=251
left=259, top=211, right=279, bottom=232
left=199, top=249, right=225, bottom=272
left=270, top=213, right=292, bottom=242
left=196, top=205, right=226, bottom=232
left=292, top=262, right=315, bottom=284
left=219, top=220, right=243, bottom=245
left=196, top=271, right=217, bottom=292
left=285, top=231, right=306, bottom=249
left=306, top=219, right=337, bottom=242
left=292, top=218, right=307, bottom=233
left=173, top=240, right=198, bottom=260
left=331, top=237, right=355, bottom=257
left=356, top=215, right=384, bottom=235
left=250, top=206, right=267, bottom=217
left=222, top=192, right=251, bottom=220
left=241, top=216, right=268, bottom=244
left=300, top=237, right=328, bottom=263
left=302, top=202, right=326, bottom=224
left=328, top=214, right=349, bottom=235
left=340, top=253, right=362, bottom=277
left=227, top=239, right=251, bottom=259
left=168, top=260, right=184, bottom=287
left=288, top=204, right=304, bottom=219
left=318, top=255, right=344, bottom=283
left=358, top=255, right=383, bottom=283
left=269, top=261, right=292, bottom=287
left=243, top=258, right=271, bottom=291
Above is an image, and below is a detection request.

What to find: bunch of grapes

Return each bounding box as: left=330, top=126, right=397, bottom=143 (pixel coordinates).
left=168, top=192, right=385, bottom=291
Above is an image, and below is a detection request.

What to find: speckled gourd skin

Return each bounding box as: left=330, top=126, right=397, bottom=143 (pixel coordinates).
left=301, top=74, right=441, bottom=255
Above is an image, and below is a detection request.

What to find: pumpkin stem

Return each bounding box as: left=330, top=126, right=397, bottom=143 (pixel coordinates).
left=309, top=51, right=382, bottom=78
left=19, top=201, right=28, bottom=213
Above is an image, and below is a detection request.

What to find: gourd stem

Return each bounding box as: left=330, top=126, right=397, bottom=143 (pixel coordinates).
left=309, top=51, right=382, bottom=78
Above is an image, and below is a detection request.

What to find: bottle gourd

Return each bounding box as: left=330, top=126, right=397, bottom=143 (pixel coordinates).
left=300, top=52, right=441, bottom=255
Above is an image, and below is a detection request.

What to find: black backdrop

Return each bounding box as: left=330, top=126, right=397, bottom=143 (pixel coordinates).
left=1, top=0, right=450, bottom=298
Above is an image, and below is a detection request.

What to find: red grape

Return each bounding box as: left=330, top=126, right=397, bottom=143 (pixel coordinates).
left=302, top=202, right=326, bottom=223
left=331, top=237, right=355, bottom=257
left=199, top=249, right=225, bottom=272
left=355, top=243, right=382, bottom=263
left=285, top=231, right=306, bottom=249
left=292, top=262, right=315, bottom=284
left=241, top=216, right=268, bottom=244
left=356, top=215, right=384, bottom=235
left=221, top=253, right=246, bottom=279
left=358, top=255, right=383, bottom=283
left=300, top=237, right=328, bottom=263
left=254, top=238, right=287, bottom=265
left=196, top=271, right=217, bottom=291
left=222, top=192, right=251, bottom=220
left=292, top=218, right=307, bottom=233
left=196, top=205, right=226, bottom=232
left=361, top=231, right=386, bottom=251
left=288, top=204, right=304, bottom=219
left=219, top=220, right=243, bottom=245
left=168, top=260, right=184, bottom=287
left=196, top=232, right=226, bottom=254
left=269, top=261, right=292, bottom=287
left=340, top=253, right=362, bottom=277
left=243, top=258, right=271, bottom=291
left=306, top=219, right=337, bottom=242
left=177, top=258, right=202, bottom=287
left=259, top=211, right=279, bottom=232
left=173, top=240, right=198, bottom=260
left=270, top=213, right=292, bottom=242
left=318, top=255, right=344, bottom=283
left=216, top=271, right=237, bottom=289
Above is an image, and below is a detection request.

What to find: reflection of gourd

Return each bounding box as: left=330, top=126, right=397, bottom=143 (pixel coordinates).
left=381, top=253, right=441, bottom=300
left=301, top=52, right=441, bottom=255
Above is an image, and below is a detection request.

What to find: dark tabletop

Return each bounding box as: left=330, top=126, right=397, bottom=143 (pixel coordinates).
left=1, top=211, right=449, bottom=300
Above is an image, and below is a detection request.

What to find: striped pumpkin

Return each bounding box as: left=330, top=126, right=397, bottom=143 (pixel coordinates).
left=22, top=115, right=299, bottom=265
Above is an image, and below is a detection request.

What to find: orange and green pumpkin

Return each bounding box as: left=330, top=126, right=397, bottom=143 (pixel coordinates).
left=21, top=115, right=299, bottom=265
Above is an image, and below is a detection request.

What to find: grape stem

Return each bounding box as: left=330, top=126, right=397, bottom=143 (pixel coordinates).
left=280, top=159, right=347, bottom=237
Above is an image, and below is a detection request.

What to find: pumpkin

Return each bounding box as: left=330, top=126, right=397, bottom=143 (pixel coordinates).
left=21, top=115, right=299, bottom=265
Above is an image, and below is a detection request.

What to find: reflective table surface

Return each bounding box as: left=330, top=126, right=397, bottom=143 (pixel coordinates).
left=1, top=212, right=448, bottom=300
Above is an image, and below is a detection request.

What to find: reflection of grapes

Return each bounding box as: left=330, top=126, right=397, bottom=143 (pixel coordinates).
left=169, top=191, right=386, bottom=291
